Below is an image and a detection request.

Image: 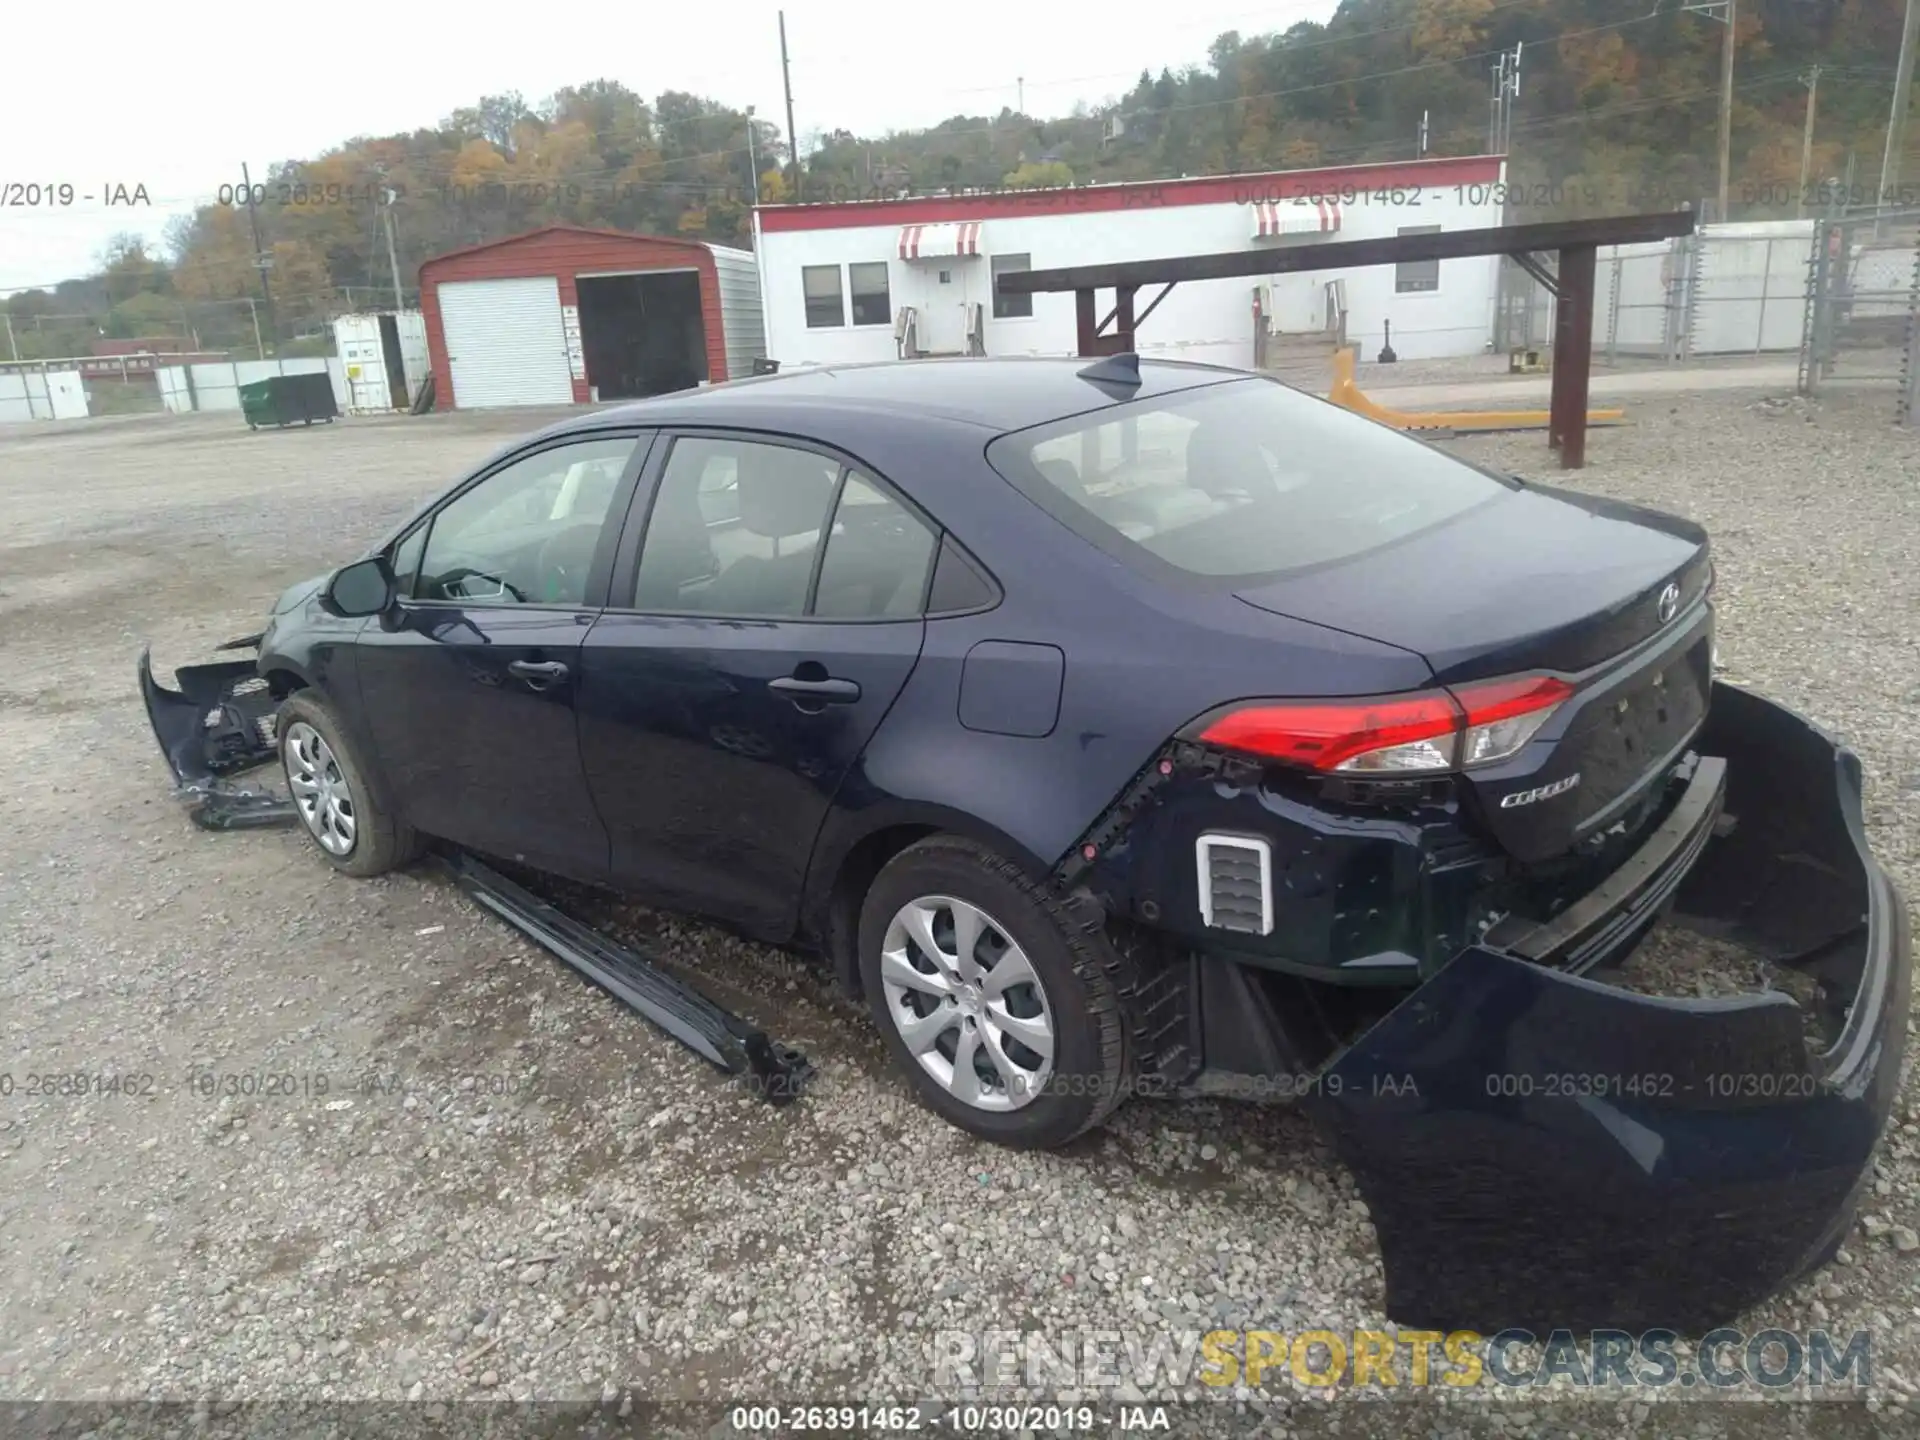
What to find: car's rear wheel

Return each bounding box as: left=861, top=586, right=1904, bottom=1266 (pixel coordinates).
left=858, top=836, right=1131, bottom=1149
left=277, top=692, right=418, bottom=878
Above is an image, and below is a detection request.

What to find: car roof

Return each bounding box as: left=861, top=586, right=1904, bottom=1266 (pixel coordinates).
left=529, top=355, right=1252, bottom=441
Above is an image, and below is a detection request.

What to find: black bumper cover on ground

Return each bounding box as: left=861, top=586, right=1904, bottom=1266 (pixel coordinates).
left=137, top=642, right=297, bottom=829
left=1303, top=680, right=1912, bottom=1333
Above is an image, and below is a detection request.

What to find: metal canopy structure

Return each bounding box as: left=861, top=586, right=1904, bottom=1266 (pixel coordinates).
left=996, top=209, right=1699, bottom=469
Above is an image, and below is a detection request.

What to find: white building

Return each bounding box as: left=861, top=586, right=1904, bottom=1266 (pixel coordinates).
left=754, top=155, right=1508, bottom=372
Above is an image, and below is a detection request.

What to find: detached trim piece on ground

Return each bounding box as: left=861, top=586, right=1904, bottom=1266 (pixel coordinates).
left=431, top=851, right=817, bottom=1106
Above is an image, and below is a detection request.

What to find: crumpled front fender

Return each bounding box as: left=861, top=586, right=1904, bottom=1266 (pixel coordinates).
left=1303, top=681, right=1911, bottom=1334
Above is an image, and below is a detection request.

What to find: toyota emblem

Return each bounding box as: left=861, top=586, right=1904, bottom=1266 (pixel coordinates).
left=1657, top=582, right=1681, bottom=625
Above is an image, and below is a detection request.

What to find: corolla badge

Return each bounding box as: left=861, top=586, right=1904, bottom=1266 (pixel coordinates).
left=1500, top=773, right=1582, bottom=808
left=1657, top=582, right=1681, bottom=625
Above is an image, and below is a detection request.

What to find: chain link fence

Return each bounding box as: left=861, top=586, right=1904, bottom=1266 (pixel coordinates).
left=1495, top=223, right=1816, bottom=365
left=1795, top=211, right=1920, bottom=425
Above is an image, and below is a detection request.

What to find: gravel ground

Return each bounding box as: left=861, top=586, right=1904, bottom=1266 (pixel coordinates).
left=2, top=390, right=1918, bottom=1438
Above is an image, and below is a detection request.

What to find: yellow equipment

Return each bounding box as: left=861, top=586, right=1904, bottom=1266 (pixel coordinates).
left=1327, top=346, right=1624, bottom=434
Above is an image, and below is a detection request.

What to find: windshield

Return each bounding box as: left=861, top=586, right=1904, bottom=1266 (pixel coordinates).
left=985, top=377, right=1517, bottom=581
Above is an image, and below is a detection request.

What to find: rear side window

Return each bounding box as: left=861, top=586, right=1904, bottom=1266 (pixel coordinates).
left=633, top=437, right=840, bottom=616
left=812, top=473, right=937, bottom=619
left=630, top=435, right=942, bottom=620
left=985, top=378, right=1514, bottom=581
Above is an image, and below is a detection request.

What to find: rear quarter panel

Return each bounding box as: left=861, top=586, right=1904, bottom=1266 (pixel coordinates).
left=804, top=412, right=1438, bottom=908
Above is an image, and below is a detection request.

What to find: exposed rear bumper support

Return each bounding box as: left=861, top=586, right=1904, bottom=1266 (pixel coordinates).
left=1484, top=751, right=1725, bottom=973
left=433, top=851, right=816, bottom=1106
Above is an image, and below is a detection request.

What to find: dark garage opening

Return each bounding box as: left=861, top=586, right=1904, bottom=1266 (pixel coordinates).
left=577, top=271, right=708, bottom=400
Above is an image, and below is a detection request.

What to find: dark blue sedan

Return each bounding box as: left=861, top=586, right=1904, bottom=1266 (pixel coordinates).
left=144, top=355, right=1908, bottom=1333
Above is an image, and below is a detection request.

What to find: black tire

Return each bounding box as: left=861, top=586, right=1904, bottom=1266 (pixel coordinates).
left=276, top=691, right=419, bottom=877
left=858, top=835, right=1132, bottom=1149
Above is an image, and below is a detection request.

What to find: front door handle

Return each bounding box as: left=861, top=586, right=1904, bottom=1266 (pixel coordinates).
left=507, top=659, right=570, bottom=691
left=767, top=675, right=861, bottom=707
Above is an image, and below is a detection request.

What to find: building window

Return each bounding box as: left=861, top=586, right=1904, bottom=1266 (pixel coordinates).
left=803, top=265, right=845, bottom=328
left=1396, top=226, right=1442, bottom=294
left=849, top=262, right=891, bottom=326
left=992, top=253, right=1033, bottom=318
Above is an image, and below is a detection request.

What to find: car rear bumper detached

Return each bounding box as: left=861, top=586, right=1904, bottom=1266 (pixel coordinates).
left=1301, top=680, right=1911, bottom=1333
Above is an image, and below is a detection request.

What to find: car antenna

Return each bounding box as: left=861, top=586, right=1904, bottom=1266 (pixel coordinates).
left=1076, top=351, right=1142, bottom=395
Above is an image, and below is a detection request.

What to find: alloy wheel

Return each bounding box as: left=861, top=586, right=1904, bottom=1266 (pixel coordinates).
left=284, top=721, right=357, bottom=856
left=879, top=894, right=1056, bottom=1111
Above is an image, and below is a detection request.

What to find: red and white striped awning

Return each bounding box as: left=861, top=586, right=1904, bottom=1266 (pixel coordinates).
left=898, top=222, right=984, bottom=260
left=1252, top=197, right=1343, bottom=239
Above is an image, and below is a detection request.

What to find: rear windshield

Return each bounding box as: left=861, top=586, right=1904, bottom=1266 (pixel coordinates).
left=985, top=377, right=1516, bottom=581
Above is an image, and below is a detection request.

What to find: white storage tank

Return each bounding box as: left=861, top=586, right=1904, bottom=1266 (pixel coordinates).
left=333, top=311, right=431, bottom=412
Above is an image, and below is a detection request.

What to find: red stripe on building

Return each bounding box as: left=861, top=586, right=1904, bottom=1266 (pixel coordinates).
left=760, top=155, right=1504, bottom=233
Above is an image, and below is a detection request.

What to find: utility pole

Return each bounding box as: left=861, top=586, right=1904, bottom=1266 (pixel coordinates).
left=3, top=311, right=15, bottom=363
left=778, top=11, right=801, bottom=202
left=1017, top=77, right=1024, bottom=114
left=245, top=297, right=265, bottom=361
left=1799, top=64, right=1822, bottom=218
left=381, top=187, right=404, bottom=310
left=1488, top=44, right=1522, bottom=155
left=1682, top=1, right=1736, bottom=220
left=746, top=105, right=761, bottom=207
left=1881, top=0, right=1920, bottom=216
left=1717, top=0, right=1736, bottom=221
left=240, top=161, right=277, bottom=360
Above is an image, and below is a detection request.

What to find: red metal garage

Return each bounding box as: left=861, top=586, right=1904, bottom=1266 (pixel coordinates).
left=419, top=226, right=766, bottom=410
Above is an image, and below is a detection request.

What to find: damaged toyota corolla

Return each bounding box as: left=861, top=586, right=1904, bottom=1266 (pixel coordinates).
left=141, top=356, right=1909, bottom=1334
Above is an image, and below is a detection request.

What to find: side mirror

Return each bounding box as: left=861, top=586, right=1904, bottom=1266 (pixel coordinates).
left=324, top=557, right=395, bottom=617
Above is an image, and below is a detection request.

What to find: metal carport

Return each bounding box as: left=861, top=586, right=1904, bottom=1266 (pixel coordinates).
left=994, top=209, right=1700, bottom=469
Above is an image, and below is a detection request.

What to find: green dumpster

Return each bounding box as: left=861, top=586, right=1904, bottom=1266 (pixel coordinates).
left=238, top=373, right=340, bottom=430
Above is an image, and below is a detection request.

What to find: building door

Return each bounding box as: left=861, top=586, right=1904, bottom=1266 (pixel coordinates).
left=439, top=276, right=575, bottom=408
left=918, top=263, right=977, bottom=354
left=45, top=370, right=89, bottom=419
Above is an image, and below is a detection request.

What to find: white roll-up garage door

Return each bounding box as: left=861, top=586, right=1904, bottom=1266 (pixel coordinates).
left=438, top=276, right=575, bottom=408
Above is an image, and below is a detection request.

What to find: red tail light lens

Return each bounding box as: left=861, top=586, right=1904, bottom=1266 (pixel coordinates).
left=1196, top=693, right=1462, bottom=773
left=1194, top=674, right=1573, bottom=774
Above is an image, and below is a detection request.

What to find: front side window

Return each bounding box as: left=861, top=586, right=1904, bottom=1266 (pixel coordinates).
left=849, top=262, right=891, bottom=326
left=803, top=265, right=845, bottom=328
left=986, top=378, right=1515, bottom=582
left=415, top=436, right=636, bottom=605
left=991, top=252, right=1033, bottom=318
left=633, top=437, right=841, bottom=616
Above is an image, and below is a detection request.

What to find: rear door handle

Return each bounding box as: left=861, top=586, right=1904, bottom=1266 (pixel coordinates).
left=767, top=675, right=861, bottom=706
left=507, top=659, right=569, bottom=691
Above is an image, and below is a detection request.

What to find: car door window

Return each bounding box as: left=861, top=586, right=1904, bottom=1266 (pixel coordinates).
left=416, top=437, right=636, bottom=606
left=632, top=437, right=841, bottom=617
left=811, top=472, right=938, bottom=619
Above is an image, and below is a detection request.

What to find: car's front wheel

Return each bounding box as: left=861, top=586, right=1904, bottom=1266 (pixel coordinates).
left=277, top=692, right=418, bottom=878
left=858, top=836, right=1131, bottom=1149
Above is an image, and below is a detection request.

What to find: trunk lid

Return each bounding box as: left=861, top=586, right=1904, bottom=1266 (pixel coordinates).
left=1236, top=483, right=1715, bottom=863
left=1234, top=483, right=1710, bottom=684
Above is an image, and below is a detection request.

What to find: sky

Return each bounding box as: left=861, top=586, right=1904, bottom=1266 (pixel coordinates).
left=0, top=0, right=1342, bottom=293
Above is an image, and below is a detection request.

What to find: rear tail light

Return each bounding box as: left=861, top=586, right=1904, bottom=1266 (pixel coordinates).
left=1192, top=674, right=1574, bottom=775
